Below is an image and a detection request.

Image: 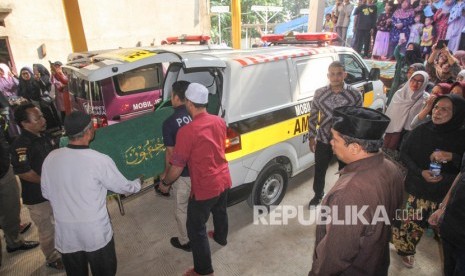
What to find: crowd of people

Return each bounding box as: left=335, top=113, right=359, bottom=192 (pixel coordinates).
left=0, top=61, right=69, bottom=144
left=3, top=15, right=465, bottom=273
left=307, top=57, right=465, bottom=275
left=0, top=73, right=231, bottom=275
left=325, top=0, right=465, bottom=61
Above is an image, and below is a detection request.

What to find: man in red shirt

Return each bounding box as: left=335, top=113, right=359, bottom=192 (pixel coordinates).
left=160, top=83, right=232, bottom=276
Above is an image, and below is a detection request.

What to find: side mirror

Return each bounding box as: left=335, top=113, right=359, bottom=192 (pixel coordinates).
left=368, top=68, right=380, bottom=81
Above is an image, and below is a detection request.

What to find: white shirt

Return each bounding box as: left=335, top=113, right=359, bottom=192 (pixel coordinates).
left=41, top=146, right=141, bottom=253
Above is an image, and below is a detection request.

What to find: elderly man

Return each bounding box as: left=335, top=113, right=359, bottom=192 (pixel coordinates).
left=160, top=83, right=232, bottom=276
left=309, top=106, right=404, bottom=276
left=41, top=111, right=141, bottom=276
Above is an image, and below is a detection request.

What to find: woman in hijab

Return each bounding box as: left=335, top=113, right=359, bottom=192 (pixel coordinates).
left=388, top=0, right=415, bottom=59
left=32, top=64, right=52, bottom=92
left=388, top=43, right=424, bottom=104
left=17, top=67, right=42, bottom=103
left=411, top=82, right=452, bottom=128
left=397, top=62, right=435, bottom=92
left=434, top=0, right=456, bottom=42
left=392, top=94, right=465, bottom=268
left=33, top=64, right=61, bottom=129
left=450, top=81, right=465, bottom=97
left=0, top=63, right=20, bottom=141
left=427, top=44, right=461, bottom=83
left=0, top=63, right=18, bottom=98
left=18, top=66, right=61, bottom=131
left=384, top=71, right=429, bottom=152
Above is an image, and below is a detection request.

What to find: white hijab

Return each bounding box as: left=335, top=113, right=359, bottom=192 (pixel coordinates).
left=385, top=71, right=429, bottom=133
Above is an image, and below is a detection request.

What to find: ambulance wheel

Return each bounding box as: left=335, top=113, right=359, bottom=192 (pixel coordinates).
left=247, top=163, right=288, bottom=208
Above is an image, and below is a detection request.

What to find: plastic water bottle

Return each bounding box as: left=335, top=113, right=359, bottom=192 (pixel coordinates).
left=429, top=149, right=442, bottom=177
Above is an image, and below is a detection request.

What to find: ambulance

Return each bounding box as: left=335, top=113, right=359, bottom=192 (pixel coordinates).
left=65, top=35, right=229, bottom=127
left=63, top=33, right=385, bottom=209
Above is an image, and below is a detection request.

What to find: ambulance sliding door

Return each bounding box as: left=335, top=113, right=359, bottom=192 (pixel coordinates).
left=293, top=56, right=333, bottom=163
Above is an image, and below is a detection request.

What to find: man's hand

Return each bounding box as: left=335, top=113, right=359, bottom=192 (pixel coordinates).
left=430, top=150, right=453, bottom=163
left=158, top=180, right=171, bottom=193
left=309, top=137, right=316, bottom=153
left=421, top=170, right=443, bottom=183
left=428, top=208, right=444, bottom=227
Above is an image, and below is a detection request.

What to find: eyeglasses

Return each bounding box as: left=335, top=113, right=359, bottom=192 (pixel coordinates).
left=410, top=78, right=424, bottom=84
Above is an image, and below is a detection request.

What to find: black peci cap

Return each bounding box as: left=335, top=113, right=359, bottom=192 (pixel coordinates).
left=332, top=106, right=390, bottom=140
left=64, top=111, right=91, bottom=136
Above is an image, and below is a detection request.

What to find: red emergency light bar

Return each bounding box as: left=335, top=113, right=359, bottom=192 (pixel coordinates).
left=165, top=35, right=210, bottom=44
left=295, top=32, right=338, bottom=41
left=261, top=32, right=338, bottom=44
left=261, top=34, right=285, bottom=42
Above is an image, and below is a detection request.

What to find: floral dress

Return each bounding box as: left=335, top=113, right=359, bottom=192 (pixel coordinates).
left=390, top=13, right=415, bottom=44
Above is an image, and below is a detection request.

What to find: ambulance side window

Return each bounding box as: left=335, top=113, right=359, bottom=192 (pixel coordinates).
left=339, top=54, right=365, bottom=84
left=295, top=56, right=333, bottom=100
left=240, top=61, right=292, bottom=116
left=114, top=64, right=162, bottom=95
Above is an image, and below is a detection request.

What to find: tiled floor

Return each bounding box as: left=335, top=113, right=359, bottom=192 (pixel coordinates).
left=1, top=162, right=443, bottom=275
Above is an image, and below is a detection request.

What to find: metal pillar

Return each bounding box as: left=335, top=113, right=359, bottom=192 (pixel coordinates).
left=61, top=0, right=88, bottom=52
left=231, top=0, right=241, bottom=49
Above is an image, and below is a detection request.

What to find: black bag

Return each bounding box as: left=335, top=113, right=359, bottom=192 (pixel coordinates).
left=40, top=91, right=53, bottom=106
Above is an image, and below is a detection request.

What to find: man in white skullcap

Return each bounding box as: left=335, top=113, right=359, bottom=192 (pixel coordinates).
left=160, top=83, right=232, bottom=276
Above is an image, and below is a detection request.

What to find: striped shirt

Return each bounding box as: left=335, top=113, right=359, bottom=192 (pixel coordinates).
left=308, top=83, right=362, bottom=144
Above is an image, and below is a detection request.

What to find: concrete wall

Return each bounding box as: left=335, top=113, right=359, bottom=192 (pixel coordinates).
left=0, top=0, right=210, bottom=74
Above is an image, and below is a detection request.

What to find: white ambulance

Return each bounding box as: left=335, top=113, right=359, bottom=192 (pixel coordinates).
left=64, top=33, right=386, bottom=208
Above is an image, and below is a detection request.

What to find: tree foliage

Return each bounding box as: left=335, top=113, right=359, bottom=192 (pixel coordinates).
left=210, top=0, right=310, bottom=44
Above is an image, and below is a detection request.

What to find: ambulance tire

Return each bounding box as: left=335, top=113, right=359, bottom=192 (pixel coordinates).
left=247, top=163, right=288, bottom=209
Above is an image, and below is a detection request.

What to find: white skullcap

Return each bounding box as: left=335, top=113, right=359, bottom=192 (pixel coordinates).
left=185, top=83, right=208, bottom=104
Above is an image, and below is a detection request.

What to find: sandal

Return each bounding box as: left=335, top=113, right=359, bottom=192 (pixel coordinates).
left=47, top=258, right=64, bottom=270
left=401, top=255, right=415, bottom=268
